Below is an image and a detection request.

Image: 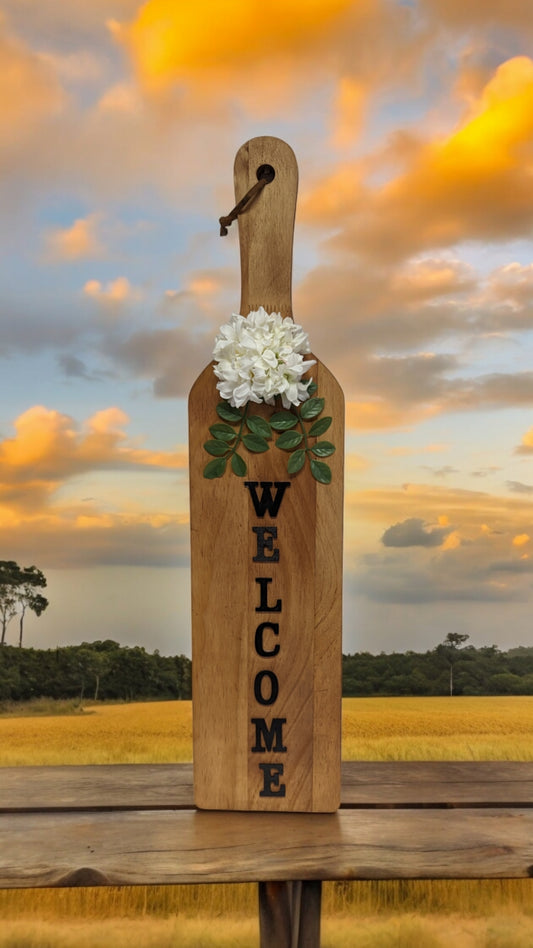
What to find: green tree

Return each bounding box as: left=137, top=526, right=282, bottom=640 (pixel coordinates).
left=0, top=562, right=49, bottom=647
left=437, top=632, right=470, bottom=696
left=0, top=562, right=21, bottom=645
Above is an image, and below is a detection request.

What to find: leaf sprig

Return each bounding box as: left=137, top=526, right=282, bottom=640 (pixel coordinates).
left=203, top=384, right=335, bottom=483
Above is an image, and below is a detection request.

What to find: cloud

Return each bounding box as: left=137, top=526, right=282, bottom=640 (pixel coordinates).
left=0, top=405, right=187, bottom=503
left=485, top=262, right=533, bottom=308
left=351, top=482, right=533, bottom=534
left=118, top=0, right=353, bottom=87
left=110, top=0, right=357, bottom=134
left=83, top=276, right=142, bottom=305
left=346, top=482, right=533, bottom=605
left=422, top=0, right=533, bottom=36
left=381, top=516, right=452, bottom=548
left=507, top=480, right=533, bottom=494
left=1, top=1, right=140, bottom=42
left=161, top=269, right=235, bottom=322
left=449, top=372, right=533, bottom=412
left=0, top=405, right=189, bottom=568
left=45, top=214, right=104, bottom=261
left=103, top=268, right=237, bottom=395
left=512, top=533, right=530, bottom=547
left=346, top=400, right=437, bottom=431
left=293, top=247, right=533, bottom=428
left=516, top=426, right=533, bottom=454
left=0, top=15, right=231, bottom=209
left=302, top=56, right=533, bottom=262
left=294, top=257, right=474, bottom=364
left=0, top=17, right=65, bottom=152
left=357, top=554, right=521, bottom=604
left=113, top=0, right=425, bottom=132
left=422, top=465, right=459, bottom=478
left=0, top=511, right=190, bottom=569
left=108, top=326, right=213, bottom=397
left=331, top=77, right=366, bottom=148
left=57, top=354, right=97, bottom=380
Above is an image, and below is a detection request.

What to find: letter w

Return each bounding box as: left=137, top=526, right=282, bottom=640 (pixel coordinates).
left=251, top=717, right=287, bottom=753
left=244, top=481, right=290, bottom=518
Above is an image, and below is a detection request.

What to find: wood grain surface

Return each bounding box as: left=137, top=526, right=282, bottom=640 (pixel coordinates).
left=1, top=762, right=532, bottom=812
left=234, top=136, right=298, bottom=319
left=189, top=137, right=344, bottom=812
left=1, top=763, right=532, bottom=888
left=1, top=806, right=532, bottom=888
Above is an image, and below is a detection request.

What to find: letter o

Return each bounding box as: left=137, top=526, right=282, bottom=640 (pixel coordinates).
left=254, top=670, right=279, bottom=706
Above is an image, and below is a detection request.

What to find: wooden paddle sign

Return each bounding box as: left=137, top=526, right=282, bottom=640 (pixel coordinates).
left=189, top=136, right=344, bottom=812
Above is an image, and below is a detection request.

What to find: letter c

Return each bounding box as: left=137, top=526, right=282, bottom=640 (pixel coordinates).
left=254, top=622, right=280, bottom=657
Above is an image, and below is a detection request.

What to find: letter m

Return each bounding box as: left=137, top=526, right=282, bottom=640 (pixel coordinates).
left=244, top=482, right=290, bottom=518
left=251, top=717, right=287, bottom=753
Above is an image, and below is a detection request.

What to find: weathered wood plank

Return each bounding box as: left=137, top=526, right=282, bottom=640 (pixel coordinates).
left=0, top=808, right=532, bottom=888
left=0, top=764, right=194, bottom=812
left=1, top=762, right=532, bottom=812
left=340, top=761, right=533, bottom=807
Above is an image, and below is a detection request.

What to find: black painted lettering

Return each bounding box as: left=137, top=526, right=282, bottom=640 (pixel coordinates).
left=255, top=577, right=281, bottom=613
left=244, top=481, right=290, bottom=518
left=254, top=622, right=280, bottom=657
left=251, top=717, right=287, bottom=753
left=259, top=763, right=286, bottom=797
left=254, top=670, right=279, bottom=706
left=253, top=526, right=279, bottom=563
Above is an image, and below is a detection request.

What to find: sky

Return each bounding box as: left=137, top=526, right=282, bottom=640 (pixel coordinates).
left=2, top=0, right=533, bottom=657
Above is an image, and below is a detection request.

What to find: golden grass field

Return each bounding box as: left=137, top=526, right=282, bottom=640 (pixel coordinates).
left=0, top=696, right=532, bottom=947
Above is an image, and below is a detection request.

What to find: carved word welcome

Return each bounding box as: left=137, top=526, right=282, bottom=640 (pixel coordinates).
left=246, top=480, right=290, bottom=798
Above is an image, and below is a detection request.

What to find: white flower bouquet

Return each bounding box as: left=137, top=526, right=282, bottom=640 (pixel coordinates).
left=212, top=307, right=316, bottom=409
left=204, top=308, right=335, bottom=483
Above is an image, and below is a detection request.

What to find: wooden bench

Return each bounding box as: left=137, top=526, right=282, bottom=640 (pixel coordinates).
left=1, top=761, right=532, bottom=946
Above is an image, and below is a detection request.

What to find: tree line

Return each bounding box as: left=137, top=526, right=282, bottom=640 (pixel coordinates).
left=1, top=637, right=533, bottom=705
left=343, top=641, right=533, bottom=697
left=0, top=640, right=192, bottom=703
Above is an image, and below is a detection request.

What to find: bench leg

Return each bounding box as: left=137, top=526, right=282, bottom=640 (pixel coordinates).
left=258, top=880, right=321, bottom=948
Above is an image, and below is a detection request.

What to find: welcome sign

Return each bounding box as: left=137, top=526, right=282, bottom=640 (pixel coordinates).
left=189, top=137, right=344, bottom=812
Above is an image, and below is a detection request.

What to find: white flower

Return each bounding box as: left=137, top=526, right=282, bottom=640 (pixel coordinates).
left=212, top=307, right=316, bottom=409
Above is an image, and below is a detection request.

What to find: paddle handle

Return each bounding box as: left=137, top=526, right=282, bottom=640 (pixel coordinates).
left=234, top=136, right=298, bottom=319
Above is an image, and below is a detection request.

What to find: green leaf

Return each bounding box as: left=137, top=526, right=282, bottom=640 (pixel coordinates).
left=300, top=397, right=325, bottom=420
left=270, top=411, right=298, bottom=431
left=231, top=453, right=247, bottom=476
left=308, top=416, right=332, bottom=437
left=209, top=423, right=236, bottom=442
left=307, top=381, right=318, bottom=396
left=216, top=401, right=242, bottom=423
left=242, top=433, right=270, bottom=453
left=310, top=459, right=332, bottom=484
left=287, top=449, right=305, bottom=474
left=246, top=415, right=272, bottom=438
left=204, top=457, right=228, bottom=479
left=276, top=430, right=303, bottom=450
left=204, top=440, right=229, bottom=457
left=311, top=441, right=335, bottom=458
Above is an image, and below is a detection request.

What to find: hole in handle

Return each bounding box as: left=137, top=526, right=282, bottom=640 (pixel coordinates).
left=256, top=164, right=275, bottom=183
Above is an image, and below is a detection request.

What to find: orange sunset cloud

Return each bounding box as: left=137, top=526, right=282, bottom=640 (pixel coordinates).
left=45, top=214, right=104, bottom=261
left=0, top=406, right=189, bottom=568
left=302, top=56, right=533, bottom=261
left=83, top=277, right=142, bottom=305
left=119, top=0, right=354, bottom=88
left=0, top=406, right=187, bottom=508
left=0, top=18, right=64, bottom=141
